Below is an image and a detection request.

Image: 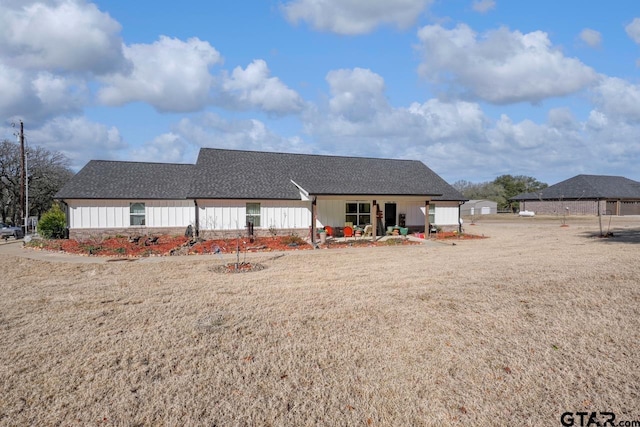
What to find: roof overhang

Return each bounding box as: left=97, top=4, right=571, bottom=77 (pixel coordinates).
left=314, top=194, right=441, bottom=201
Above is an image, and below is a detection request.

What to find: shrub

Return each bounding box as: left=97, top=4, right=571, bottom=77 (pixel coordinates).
left=281, top=234, right=306, bottom=246
left=38, top=204, right=67, bottom=239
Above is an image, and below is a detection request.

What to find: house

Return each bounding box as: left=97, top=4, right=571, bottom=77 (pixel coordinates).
left=460, top=199, right=498, bottom=216
left=511, top=174, right=640, bottom=216
left=55, top=148, right=466, bottom=241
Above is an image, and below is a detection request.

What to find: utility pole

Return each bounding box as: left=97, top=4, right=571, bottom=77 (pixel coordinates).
left=19, top=120, right=25, bottom=231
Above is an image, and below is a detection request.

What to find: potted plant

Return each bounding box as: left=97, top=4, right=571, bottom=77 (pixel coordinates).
left=318, top=227, right=327, bottom=244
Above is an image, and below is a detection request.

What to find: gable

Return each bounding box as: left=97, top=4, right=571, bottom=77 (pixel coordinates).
left=55, top=160, right=194, bottom=200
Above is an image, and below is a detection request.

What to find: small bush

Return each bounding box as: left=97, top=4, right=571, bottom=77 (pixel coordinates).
left=280, top=234, right=306, bottom=246
left=38, top=204, right=67, bottom=239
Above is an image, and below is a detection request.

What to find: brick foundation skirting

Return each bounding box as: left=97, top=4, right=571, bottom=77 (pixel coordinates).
left=68, top=225, right=458, bottom=241
left=197, top=228, right=308, bottom=240
left=69, top=227, right=187, bottom=241
left=68, top=227, right=310, bottom=241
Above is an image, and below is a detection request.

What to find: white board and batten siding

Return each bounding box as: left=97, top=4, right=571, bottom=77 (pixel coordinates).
left=433, top=202, right=461, bottom=226
left=66, top=199, right=460, bottom=230
left=66, top=200, right=195, bottom=229
left=197, top=200, right=312, bottom=230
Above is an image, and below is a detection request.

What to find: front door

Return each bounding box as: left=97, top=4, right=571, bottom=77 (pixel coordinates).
left=384, top=203, right=396, bottom=228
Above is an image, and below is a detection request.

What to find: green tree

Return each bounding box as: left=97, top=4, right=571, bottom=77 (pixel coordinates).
left=492, top=175, right=548, bottom=212
left=38, top=203, right=67, bottom=239
left=454, top=175, right=548, bottom=212
left=453, top=180, right=507, bottom=207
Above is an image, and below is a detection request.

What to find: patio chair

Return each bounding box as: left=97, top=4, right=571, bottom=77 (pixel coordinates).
left=343, top=226, right=353, bottom=238
left=324, top=225, right=333, bottom=237
left=363, top=224, right=373, bottom=237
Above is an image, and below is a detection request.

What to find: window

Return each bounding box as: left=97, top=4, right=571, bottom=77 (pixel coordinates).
left=130, top=203, right=145, bottom=226
left=346, top=202, right=371, bottom=226
left=246, top=203, right=261, bottom=227
left=428, top=204, right=435, bottom=225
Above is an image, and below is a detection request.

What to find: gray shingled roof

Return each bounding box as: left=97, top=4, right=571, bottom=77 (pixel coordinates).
left=56, top=149, right=465, bottom=201
left=190, top=148, right=464, bottom=200
left=511, top=174, right=640, bottom=201
left=55, top=160, right=194, bottom=199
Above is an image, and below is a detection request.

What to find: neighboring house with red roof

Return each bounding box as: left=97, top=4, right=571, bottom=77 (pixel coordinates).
left=55, top=148, right=465, bottom=241
left=511, top=174, right=640, bottom=216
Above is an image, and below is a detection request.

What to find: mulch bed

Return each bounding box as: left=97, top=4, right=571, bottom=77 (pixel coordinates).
left=433, top=231, right=486, bottom=240
left=211, top=262, right=267, bottom=274
left=26, top=232, right=484, bottom=258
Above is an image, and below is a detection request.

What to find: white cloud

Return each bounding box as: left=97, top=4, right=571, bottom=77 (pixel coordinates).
left=129, top=133, right=195, bottom=164
left=591, top=77, right=640, bottom=123
left=303, top=68, right=489, bottom=160
left=0, top=62, right=88, bottom=124
left=173, top=114, right=313, bottom=154
left=416, top=24, right=598, bottom=104
left=218, top=60, right=304, bottom=114
left=281, top=0, right=433, bottom=35
left=625, top=18, right=640, bottom=44
left=296, top=65, right=640, bottom=182
left=579, top=28, right=602, bottom=48
left=547, top=107, right=578, bottom=130
left=326, top=68, right=389, bottom=121
left=472, top=0, right=495, bottom=13
left=0, top=0, right=127, bottom=74
left=98, top=36, right=222, bottom=112
left=27, top=116, right=128, bottom=170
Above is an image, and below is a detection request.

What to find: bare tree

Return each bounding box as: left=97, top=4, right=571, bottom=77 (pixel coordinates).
left=0, top=140, right=74, bottom=225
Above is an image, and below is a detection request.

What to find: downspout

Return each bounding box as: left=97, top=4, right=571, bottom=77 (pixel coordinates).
left=458, top=201, right=464, bottom=234
left=60, top=199, right=69, bottom=238
left=194, top=199, right=199, bottom=238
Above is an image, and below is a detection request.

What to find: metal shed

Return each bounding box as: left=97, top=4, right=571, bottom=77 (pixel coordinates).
left=461, top=200, right=498, bottom=216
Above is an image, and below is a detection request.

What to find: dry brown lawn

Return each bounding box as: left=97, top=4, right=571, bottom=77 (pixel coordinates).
left=1, top=216, right=639, bottom=426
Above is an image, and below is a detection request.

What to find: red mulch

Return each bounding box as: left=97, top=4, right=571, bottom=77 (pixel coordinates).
left=27, top=232, right=482, bottom=258
left=28, top=235, right=190, bottom=257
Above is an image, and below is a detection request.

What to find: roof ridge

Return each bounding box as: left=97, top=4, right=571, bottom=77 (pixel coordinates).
left=198, top=147, right=423, bottom=164
left=89, top=159, right=193, bottom=167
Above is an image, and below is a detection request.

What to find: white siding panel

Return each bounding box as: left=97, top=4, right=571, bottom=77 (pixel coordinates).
left=138, top=200, right=194, bottom=228
left=168, top=204, right=176, bottom=226
left=116, top=204, right=126, bottom=227
left=261, top=200, right=311, bottom=229
left=106, top=206, right=115, bottom=227
left=435, top=206, right=459, bottom=225
left=397, top=201, right=426, bottom=226
left=198, top=200, right=311, bottom=230
left=65, top=199, right=194, bottom=229
left=89, top=206, right=99, bottom=228
left=317, top=200, right=344, bottom=227
left=98, top=206, right=107, bottom=227
left=161, top=204, right=169, bottom=226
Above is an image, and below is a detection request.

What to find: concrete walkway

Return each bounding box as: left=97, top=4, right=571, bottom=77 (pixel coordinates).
left=0, top=238, right=112, bottom=264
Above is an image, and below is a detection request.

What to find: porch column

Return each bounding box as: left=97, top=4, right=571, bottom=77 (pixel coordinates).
left=311, top=197, right=317, bottom=244
left=425, top=200, right=430, bottom=237
left=372, top=200, right=377, bottom=241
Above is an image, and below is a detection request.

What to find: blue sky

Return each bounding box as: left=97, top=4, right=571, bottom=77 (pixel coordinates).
left=2, top=0, right=640, bottom=185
